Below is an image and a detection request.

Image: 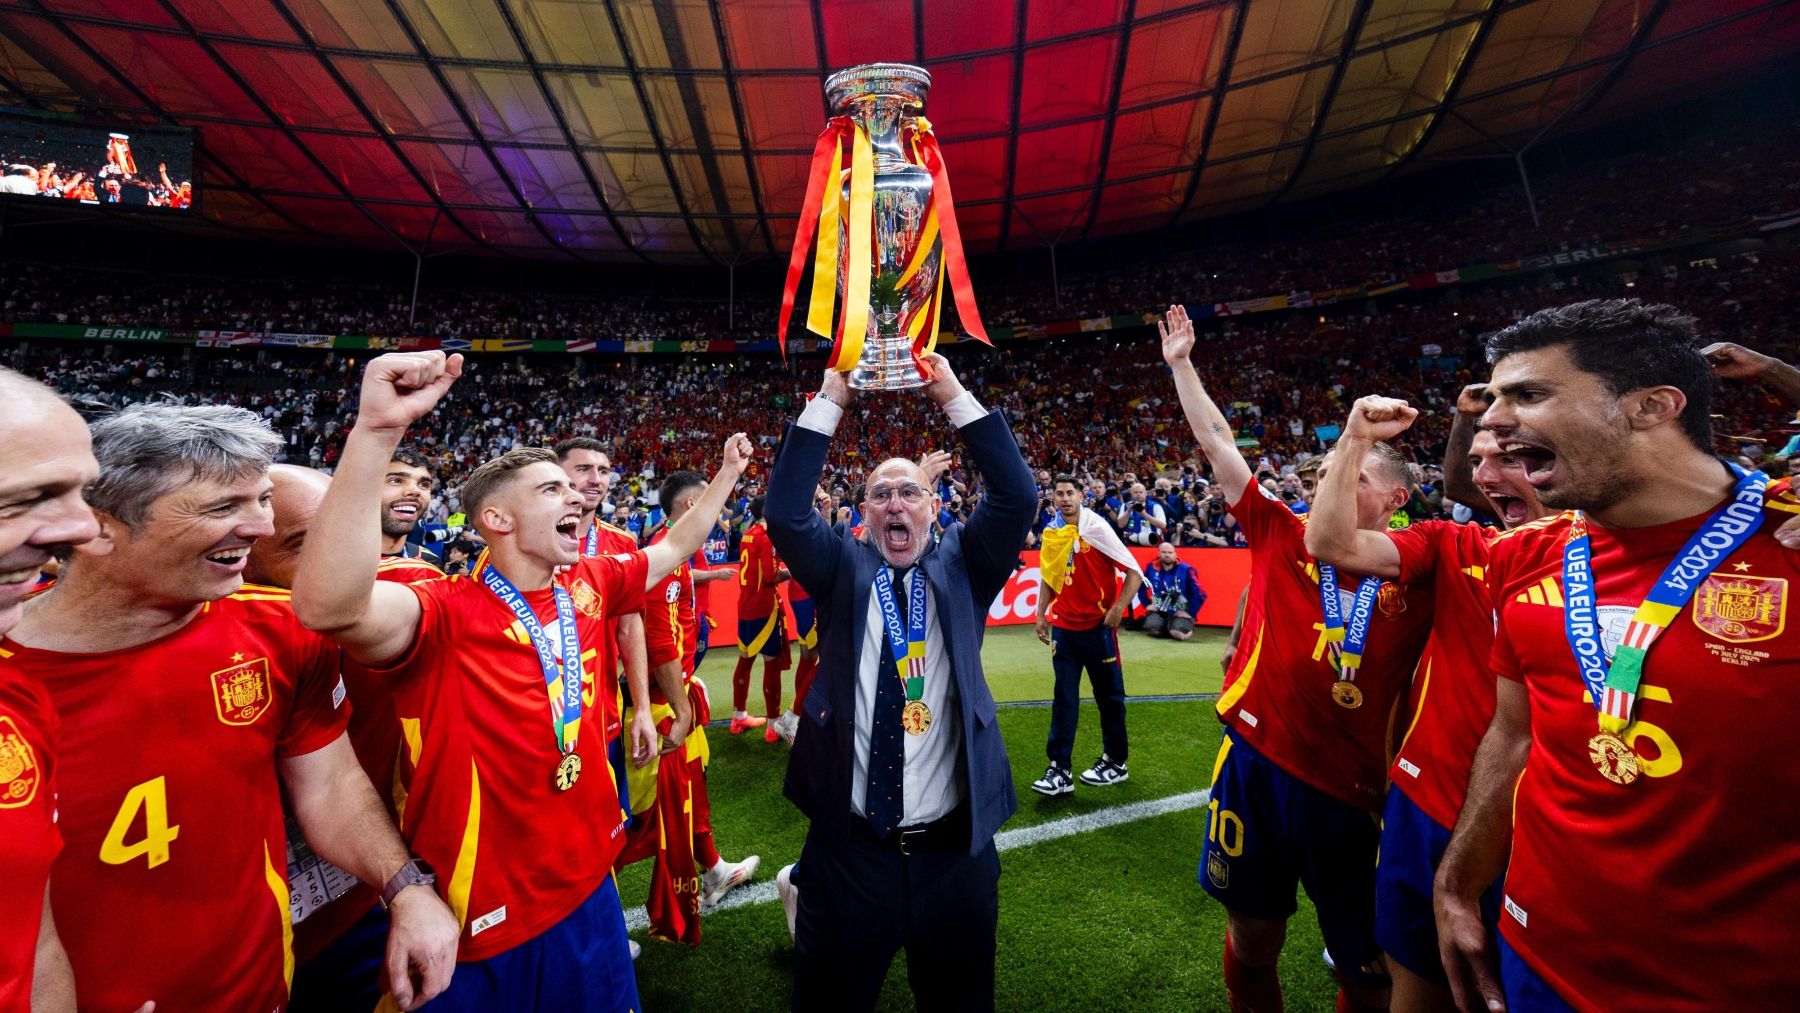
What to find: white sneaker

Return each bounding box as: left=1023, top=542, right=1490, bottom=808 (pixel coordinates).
left=776, top=863, right=799, bottom=941
left=629, top=939, right=642, bottom=961
left=1322, top=947, right=1335, bottom=970
left=701, top=854, right=761, bottom=909
left=772, top=710, right=801, bottom=745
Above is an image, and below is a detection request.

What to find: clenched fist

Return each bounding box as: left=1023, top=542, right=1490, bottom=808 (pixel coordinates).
left=355, top=352, right=463, bottom=434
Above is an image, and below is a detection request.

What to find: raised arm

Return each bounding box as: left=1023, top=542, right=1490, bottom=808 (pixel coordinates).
left=1435, top=677, right=1529, bottom=1013
left=1442, top=383, right=1491, bottom=513
left=1158, top=304, right=1252, bottom=505
left=1303, top=396, right=1415, bottom=579
left=293, top=352, right=461, bottom=665
left=764, top=370, right=854, bottom=600
left=642, top=433, right=751, bottom=586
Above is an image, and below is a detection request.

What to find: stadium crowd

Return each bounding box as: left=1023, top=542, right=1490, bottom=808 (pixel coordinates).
left=6, top=239, right=1796, bottom=556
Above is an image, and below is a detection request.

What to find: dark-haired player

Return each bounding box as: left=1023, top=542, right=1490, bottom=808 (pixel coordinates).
left=1160, top=305, right=1433, bottom=1013
left=380, top=446, right=441, bottom=567
left=1437, top=300, right=1800, bottom=1013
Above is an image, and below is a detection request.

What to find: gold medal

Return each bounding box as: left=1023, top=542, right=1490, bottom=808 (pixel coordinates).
left=1586, top=732, right=1639, bottom=785
left=554, top=751, right=583, bottom=791
left=901, top=700, right=933, bottom=736
left=1330, top=680, right=1363, bottom=709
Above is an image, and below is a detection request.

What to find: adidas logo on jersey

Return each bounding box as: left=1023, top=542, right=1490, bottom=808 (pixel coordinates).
left=1515, top=576, right=1564, bottom=608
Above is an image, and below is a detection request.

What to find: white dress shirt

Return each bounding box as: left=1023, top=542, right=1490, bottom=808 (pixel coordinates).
left=797, top=389, right=986, bottom=826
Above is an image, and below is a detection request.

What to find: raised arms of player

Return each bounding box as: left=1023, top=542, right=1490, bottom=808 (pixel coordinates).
left=1158, top=304, right=1252, bottom=506
left=1304, top=396, right=1417, bottom=579
left=293, top=352, right=462, bottom=665
left=1442, top=384, right=1491, bottom=515
left=281, top=733, right=460, bottom=1010
left=1434, top=677, right=1529, bottom=1013
left=641, top=434, right=753, bottom=589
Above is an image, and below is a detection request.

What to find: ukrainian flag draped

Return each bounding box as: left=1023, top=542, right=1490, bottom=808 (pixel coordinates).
left=776, top=115, right=990, bottom=377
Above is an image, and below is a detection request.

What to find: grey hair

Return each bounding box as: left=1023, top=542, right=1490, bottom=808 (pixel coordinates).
left=87, top=403, right=283, bottom=527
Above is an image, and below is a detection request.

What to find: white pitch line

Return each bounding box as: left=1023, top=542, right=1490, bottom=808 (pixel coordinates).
left=622, top=788, right=1210, bottom=934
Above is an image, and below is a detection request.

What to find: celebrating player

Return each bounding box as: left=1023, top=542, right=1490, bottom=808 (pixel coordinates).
left=1159, top=304, right=1433, bottom=1012
left=2, top=402, right=461, bottom=1013
left=292, top=351, right=753, bottom=1010
left=1305, top=394, right=1550, bottom=1013
left=241, top=464, right=448, bottom=1011
left=379, top=447, right=442, bottom=566
left=556, top=438, right=659, bottom=800
left=0, top=368, right=100, bottom=1013
left=1436, top=300, right=1800, bottom=1012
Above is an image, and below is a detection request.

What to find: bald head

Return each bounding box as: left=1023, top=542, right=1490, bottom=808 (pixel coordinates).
left=861, top=457, right=939, bottom=567
left=245, top=465, right=331, bottom=588
left=0, top=367, right=100, bottom=634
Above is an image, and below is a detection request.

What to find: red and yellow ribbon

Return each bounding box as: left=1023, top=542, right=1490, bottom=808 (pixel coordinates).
left=776, top=114, right=991, bottom=376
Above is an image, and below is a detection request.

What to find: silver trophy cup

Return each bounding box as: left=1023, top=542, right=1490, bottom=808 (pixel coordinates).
left=825, top=63, right=940, bottom=391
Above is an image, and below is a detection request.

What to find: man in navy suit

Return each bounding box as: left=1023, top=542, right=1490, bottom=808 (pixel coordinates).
left=764, top=354, right=1036, bottom=1012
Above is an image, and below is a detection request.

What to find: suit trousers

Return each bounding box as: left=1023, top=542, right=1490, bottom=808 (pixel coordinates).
left=791, top=817, right=1000, bottom=1012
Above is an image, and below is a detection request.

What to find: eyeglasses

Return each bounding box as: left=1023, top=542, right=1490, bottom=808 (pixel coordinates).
left=867, top=483, right=928, bottom=505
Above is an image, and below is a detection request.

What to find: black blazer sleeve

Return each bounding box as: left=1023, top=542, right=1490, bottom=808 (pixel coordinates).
left=764, top=421, right=841, bottom=603
left=955, top=409, right=1037, bottom=608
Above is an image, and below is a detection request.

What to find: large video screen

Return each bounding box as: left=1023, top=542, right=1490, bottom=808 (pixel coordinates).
left=0, top=109, right=194, bottom=210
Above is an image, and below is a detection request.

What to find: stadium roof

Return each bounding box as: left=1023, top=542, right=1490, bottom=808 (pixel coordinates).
left=0, top=0, right=1794, bottom=263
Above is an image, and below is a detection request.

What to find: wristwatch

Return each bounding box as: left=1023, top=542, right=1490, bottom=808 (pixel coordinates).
left=380, top=858, right=437, bottom=908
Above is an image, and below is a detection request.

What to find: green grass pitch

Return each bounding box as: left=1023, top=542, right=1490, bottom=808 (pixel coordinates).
left=618, top=627, right=1344, bottom=1011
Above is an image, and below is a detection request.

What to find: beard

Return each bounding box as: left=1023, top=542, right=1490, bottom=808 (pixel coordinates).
left=380, top=513, right=417, bottom=538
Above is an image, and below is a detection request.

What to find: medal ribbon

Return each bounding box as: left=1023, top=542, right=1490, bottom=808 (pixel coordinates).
left=482, top=566, right=584, bottom=753
left=873, top=565, right=928, bottom=702
left=1563, top=467, right=1767, bottom=732
left=584, top=521, right=599, bottom=559
left=1318, top=563, right=1382, bottom=680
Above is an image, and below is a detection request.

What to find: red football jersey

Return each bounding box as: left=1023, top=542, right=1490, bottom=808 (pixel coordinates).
left=292, top=556, right=444, bottom=964
left=736, top=525, right=781, bottom=619
left=1217, top=486, right=1433, bottom=811
left=1385, top=520, right=1498, bottom=830
left=1488, top=486, right=1800, bottom=1012
left=1048, top=539, right=1132, bottom=630
left=0, top=668, right=58, bottom=1013
left=1, top=588, right=347, bottom=1013
left=379, top=552, right=648, bottom=962
left=586, top=522, right=640, bottom=739
left=643, top=529, right=698, bottom=675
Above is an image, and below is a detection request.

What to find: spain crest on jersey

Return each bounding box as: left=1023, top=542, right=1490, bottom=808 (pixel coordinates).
left=1377, top=581, right=1407, bottom=617
left=1693, top=574, right=1786, bottom=644
left=0, top=716, right=41, bottom=808
left=212, top=657, right=273, bottom=726
left=570, top=579, right=603, bottom=619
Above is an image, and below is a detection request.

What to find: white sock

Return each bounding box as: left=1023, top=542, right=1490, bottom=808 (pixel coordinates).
left=732, top=710, right=747, bottom=719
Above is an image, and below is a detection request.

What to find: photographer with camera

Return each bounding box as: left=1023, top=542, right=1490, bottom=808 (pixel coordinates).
left=1137, top=542, right=1206, bottom=641
left=1120, top=482, right=1167, bottom=546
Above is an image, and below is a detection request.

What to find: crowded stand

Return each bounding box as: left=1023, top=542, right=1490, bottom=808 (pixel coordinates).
left=7, top=235, right=1796, bottom=556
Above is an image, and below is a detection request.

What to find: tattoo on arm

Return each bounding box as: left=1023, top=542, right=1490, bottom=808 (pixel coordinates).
left=1209, top=422, right=1224, bottom=435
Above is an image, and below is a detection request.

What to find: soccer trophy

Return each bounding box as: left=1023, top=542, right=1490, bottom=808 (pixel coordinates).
left=777, top=63, right=990, bottom=389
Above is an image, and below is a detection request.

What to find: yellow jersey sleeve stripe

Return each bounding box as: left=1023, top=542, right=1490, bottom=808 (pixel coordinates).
left=1215, top=621, right=1264, bottom=716
left=262, top=840, right=295, bottom=993
left=447, top=760, right=482, bottom=929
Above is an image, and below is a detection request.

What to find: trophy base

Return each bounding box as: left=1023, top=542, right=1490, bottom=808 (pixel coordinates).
left=848, top=351, right=929, bottom=391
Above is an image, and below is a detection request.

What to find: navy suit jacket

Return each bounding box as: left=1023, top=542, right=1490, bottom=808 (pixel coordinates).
left=765, top=407, right=1036, bottom=855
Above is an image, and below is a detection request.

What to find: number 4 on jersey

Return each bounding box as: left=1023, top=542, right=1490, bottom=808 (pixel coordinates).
left=101, top=775, right=181, bottom=868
